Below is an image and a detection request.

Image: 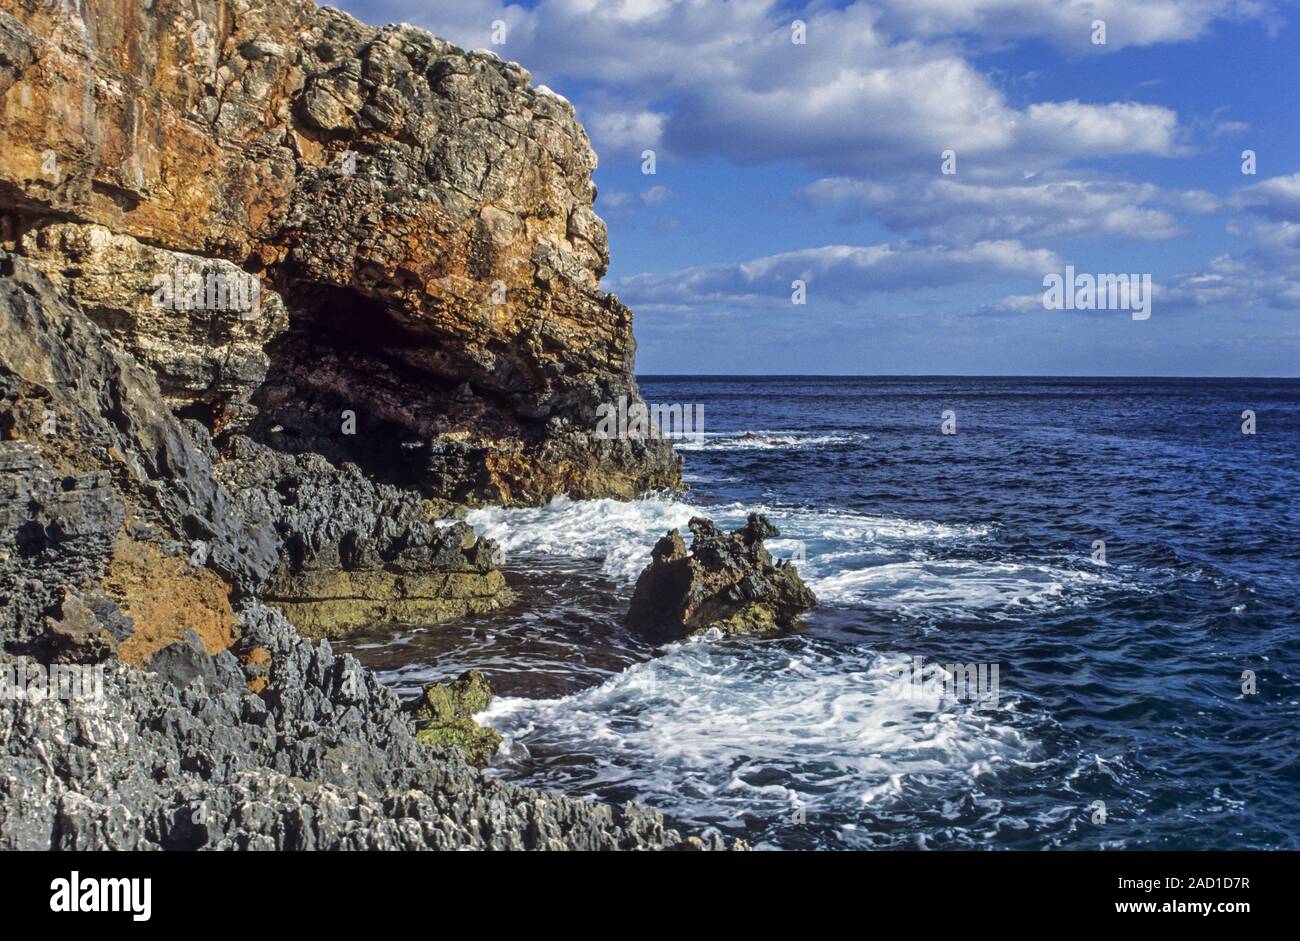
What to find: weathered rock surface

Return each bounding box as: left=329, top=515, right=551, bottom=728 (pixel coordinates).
left=0, top=258, right=722, bottom=849
left=0, top=440, right=124, bottom=660
left=217, top=438, right=511, bottom=638
left=18, top=222, right=289, bottom=432
left=0, top=604, right=739, bottom=850
left=627, top=514, right=818, bottom=641
left=0, top=0, right=711, bottom=852
left=409, top=669, right=503, bottom=768
left=0, top=0, right=679, bottom=503
left=0, top=251, right=279, bottom=598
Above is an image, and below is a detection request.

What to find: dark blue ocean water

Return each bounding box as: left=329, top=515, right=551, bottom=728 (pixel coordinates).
left=344, top=377, right=1300, bottom=850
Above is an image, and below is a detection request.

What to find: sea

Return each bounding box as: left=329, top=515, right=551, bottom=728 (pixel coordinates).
left=339, top=376, right=1300, bottom=850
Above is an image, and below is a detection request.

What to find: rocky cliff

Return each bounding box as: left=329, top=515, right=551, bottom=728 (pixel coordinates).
left=0, top=0, right=678, bottom=503
left=0, top=0, right=696, bottom=850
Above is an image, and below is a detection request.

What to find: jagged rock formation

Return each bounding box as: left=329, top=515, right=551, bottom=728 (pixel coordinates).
left=0, top=251, right=279, bottom=605
left=17, top=222, right=289, bottom=433
left=408, top=668, right=503, bottom=768
left=0, top=604, right=734, bottom=850
left=217, top=439, right=510, bottom=638
left=627, top=514, right=818, bottom=641
left=0, top=440, right=125, bottom=661
left=0, top=240, right=717, bottom=851
left=0, top=0, right=678, bottom=503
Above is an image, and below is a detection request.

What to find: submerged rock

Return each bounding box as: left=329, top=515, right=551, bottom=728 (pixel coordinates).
left=410, top=669, right=503, bottom=767
left=627, top=514, right=817, bottom=641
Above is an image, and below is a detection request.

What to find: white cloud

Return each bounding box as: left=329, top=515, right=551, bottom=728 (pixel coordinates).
left=613, top=240, right=1060, bottom=311
left=1160, top=231, right=1300, bottom=310
left=977, top=292, right=1046, bottom=316
left=983, top=219, right=1300, bottom=315
left=344, top=1, right=1191, bottom=172
left=599, top=190, right=633, bottom=209
left=874, top=0, right=1278, bottom=52
left=639, top=185, right=670, bottom=205
left=583, top=108, right=666, bottom=156
left=1015, top=101, right=1186, bottom=159
left=803, top=174, right=1216, bottom=242
left=335, top=0, right=1293, bottom=325
left=1229, top=171, right=1300, bottom=222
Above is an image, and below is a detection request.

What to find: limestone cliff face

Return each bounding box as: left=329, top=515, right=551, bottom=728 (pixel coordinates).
left=0, top=0, right=679, bottom=503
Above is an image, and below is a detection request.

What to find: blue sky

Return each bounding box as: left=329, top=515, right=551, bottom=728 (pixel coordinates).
left=336, top=1, right=1300, bottom=376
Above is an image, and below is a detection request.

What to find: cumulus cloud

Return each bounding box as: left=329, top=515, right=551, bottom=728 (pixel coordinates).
left=976, top=292, right=1046, bottom=316
left=1151, top=173, right=1300, bottom=313
left=612, top=240, right=1060, bottom=311
left=1229, top=171, right=1300, bottom=222
left=336, top=0, right=1292, bottom=334
left=639, top=185, right=671, bottom=206
left=583, top=108, right=666, bottom=156
left=803, top=174, right=1218, bottom=242
left=983, top=219, right=1300, bottom=316
left=342, top=1, right=1192, bottom=172
left=599, top=190, right=633, bottom=209
left=596, top=184, right=671, bottom=215
left=874, top=0, right=1279, bottom=52
left=1160, top=226, right=1300, bottom=310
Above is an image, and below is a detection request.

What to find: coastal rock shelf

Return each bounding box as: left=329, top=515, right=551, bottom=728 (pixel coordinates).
left=216, top=441, right=513, bottom=639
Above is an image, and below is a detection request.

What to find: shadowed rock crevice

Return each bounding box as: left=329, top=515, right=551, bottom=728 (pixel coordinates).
left=245, top=281, right=538, bottom=500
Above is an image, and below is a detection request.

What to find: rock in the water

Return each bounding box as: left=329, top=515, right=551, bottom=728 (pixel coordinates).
left=409, top=669, right=503, bottom=768
left=626, top=514, right=817, bottom=641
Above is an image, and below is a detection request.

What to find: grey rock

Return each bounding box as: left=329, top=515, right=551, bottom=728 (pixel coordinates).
left=0, top=604, right=739, bottom=850
left=0, top=252, right=280, bottom=596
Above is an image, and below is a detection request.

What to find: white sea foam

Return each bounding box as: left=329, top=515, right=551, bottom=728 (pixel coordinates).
left=466, top=495, right=705, bottom=580
left=481, top=636, right=1035, bottom=847
left=672, top=430, right=869, bottom=452
left=809, top=559, right=1109, bottom=615
left=762, top=504, right=988, bottom=548
left=466, top=496, right=987, bottom=583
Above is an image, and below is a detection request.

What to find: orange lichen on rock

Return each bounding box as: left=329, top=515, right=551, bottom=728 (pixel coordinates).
left=239, top=645, right=273, bottom=693
left=104, top=538, right=239, bottom=666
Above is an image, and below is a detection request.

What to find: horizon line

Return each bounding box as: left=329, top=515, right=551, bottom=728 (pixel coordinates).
left=635, top=373, right=1300, bottom=380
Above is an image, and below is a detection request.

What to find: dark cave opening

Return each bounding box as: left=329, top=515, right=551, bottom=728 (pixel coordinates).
left=241, top=283, right=508, bottom=498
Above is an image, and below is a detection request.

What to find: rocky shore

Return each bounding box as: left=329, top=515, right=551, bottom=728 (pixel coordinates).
left=0, top=0, right=809, bottom=851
